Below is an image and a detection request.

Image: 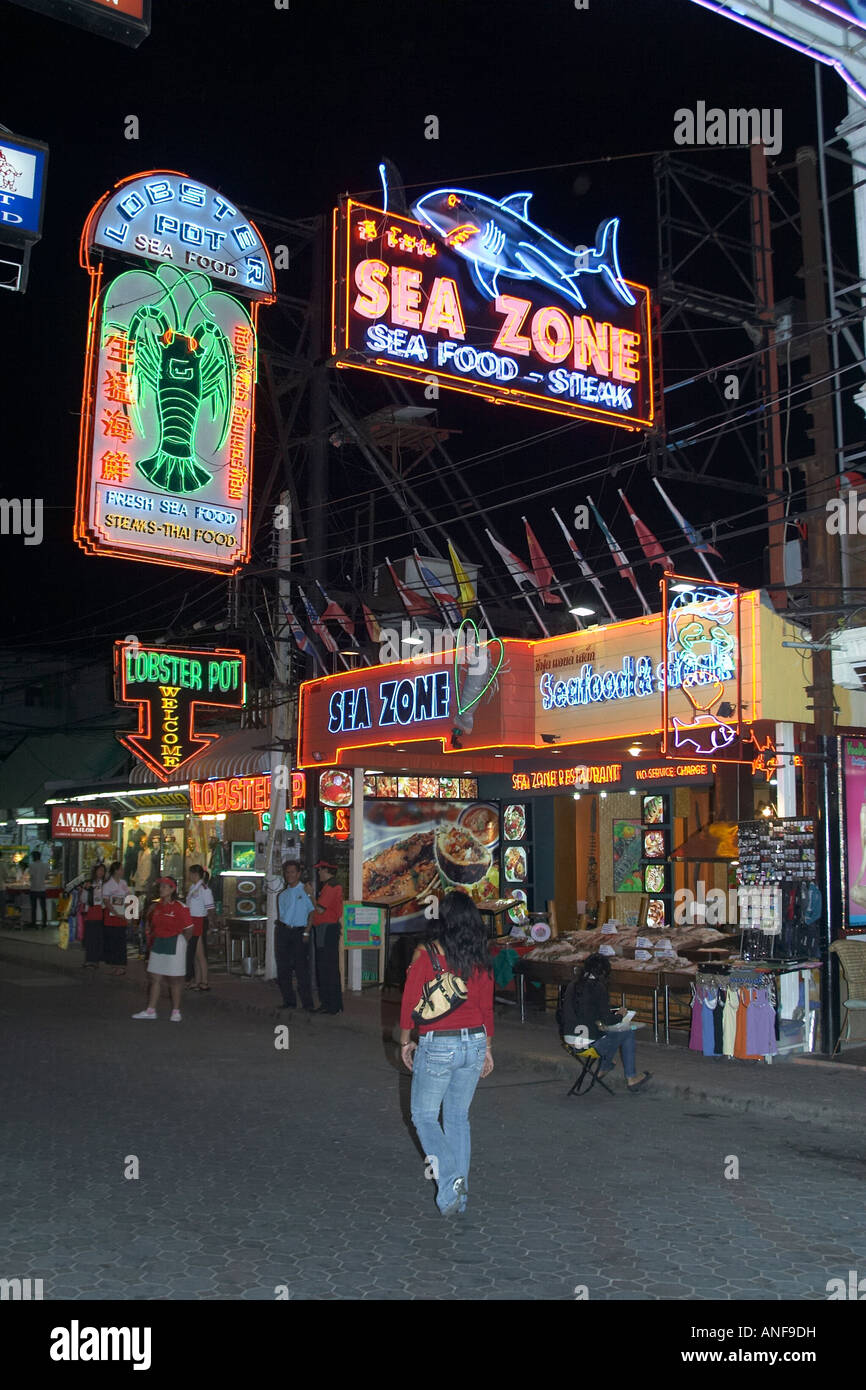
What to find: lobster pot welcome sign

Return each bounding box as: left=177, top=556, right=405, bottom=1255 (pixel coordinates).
left=75, top=171, right=275, bottom=574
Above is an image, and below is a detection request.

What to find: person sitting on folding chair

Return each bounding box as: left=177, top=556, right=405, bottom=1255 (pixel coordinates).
left=561, top=954, right=651, bottom=1093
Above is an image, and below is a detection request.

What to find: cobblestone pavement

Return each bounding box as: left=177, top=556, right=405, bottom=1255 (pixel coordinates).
left=1, top=957, right=863, bottom=1301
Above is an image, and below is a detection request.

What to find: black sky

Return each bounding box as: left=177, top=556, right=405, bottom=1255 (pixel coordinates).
left=0, top=0, right=846, bottom=650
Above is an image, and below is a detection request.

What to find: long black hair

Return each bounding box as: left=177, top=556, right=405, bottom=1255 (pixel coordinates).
left=435, top=890, right=492, bottom=980
left=573, top=951, right=611, bottom=1002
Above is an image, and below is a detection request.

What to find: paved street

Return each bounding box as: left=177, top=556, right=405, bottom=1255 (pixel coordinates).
left=1, top=955, right=863, bottom=1302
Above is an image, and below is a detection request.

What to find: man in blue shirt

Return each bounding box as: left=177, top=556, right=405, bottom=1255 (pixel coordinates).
left=275, top=859, right=315, bottom=1011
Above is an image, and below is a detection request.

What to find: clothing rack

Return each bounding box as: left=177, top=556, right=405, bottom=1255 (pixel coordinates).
left=690, top=961, right=820, bottom=1060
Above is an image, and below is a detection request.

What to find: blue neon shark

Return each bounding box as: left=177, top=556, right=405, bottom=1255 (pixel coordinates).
left=410, top=187, right=636, bottom=310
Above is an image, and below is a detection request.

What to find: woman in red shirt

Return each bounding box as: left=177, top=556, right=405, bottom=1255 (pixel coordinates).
left=132, top=877, right=193, bottom=1022
left=400, top=891, right=494, bottom=1217
left=312, top=859, right=344, bottom=1015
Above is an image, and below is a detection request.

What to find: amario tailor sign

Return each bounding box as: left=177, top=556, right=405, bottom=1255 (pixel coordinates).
left=76, top=173, right=274, bottom=574
left=9, top=0, right=151, bottom=46
left=114, top=643, right=246, bottom=781
left=332, top=193, right=654, bottom=430
left=51, top=806, right=113, bottom=839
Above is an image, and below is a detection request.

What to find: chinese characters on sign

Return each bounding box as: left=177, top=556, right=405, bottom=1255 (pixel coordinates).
left=333, top=194, right=654, bottom=430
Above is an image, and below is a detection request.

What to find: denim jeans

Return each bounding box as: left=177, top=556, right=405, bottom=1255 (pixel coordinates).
left=593, top=1028, right=637, bottom=1078
left=410, top=1029, right=487, bottom=1212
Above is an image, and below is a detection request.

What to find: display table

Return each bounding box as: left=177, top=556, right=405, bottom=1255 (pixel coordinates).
left=221, top=916, right=266, bottom=976
left=515, top=958, right=663, bottom=1041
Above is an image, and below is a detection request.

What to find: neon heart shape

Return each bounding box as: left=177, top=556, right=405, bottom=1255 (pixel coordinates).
left=454, top=618, right=504, bottom=715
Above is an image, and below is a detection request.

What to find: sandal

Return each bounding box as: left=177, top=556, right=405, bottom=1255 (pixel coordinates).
left=626, top=1071, right=652, bottom=1092
left=197, top=985, right=211, bottom=992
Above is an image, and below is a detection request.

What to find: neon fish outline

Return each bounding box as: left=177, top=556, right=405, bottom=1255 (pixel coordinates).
left=410, top=187, right=636, bottom=310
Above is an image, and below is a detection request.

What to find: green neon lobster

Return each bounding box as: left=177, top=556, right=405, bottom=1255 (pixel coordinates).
left=103, top=264, right=240, bottom=495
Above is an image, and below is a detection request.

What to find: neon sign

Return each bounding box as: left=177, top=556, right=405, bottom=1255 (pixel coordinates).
left=661, top=578, right=742, bottom=760
left=539, top=646, right=732, bottom=711
left=76, top=200, right=267, bottom=573
left=332, top=196, right=654, bottom=430
left=328, top=672, right=451, bottom=734
left=114, top=642, right=246, bottom=782
left=634, top=764, right=712, bottom=780
left=191, top=773, right=306, bottom=816
left=86, top=172, right=273, bottom=297
left=9, top=0, right=151, bottom=46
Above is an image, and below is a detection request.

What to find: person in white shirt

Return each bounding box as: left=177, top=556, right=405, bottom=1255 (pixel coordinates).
left=27, top=851, right=49, bottom=928
left=102, top=861, right=130, bottom=976
left=185, top=864, right=216, bottom=991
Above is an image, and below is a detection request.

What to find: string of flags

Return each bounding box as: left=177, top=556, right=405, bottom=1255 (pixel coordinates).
left=284, top=488, right=724, bottom=658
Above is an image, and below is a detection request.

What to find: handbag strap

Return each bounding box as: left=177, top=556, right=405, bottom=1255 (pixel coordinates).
left=425, top=942, right=444, bottom=979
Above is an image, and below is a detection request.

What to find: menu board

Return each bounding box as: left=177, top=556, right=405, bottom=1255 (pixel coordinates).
left=503, top=801, right=532, bottom=923
left=362, top=799, right=500, bottom=932
left=364, top=774, right=478, bottom=800
left=640, top=792, right=670, bottom=928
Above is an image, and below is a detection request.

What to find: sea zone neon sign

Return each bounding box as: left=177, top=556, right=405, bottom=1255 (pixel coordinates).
left=114, top=643, right=246, bottom=781
left=75, top=172, right=274, bottom=575
left=328, top=671, right=451, bottom=733
left=332, top=194, right=654, bottom=431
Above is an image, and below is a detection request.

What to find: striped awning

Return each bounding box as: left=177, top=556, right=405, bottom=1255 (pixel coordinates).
left=128, top=727, right=278, bottom=786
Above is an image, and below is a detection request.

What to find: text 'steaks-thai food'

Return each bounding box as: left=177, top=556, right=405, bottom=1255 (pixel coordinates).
left=362, top=831, right=435, bottom=906
left=434, top=823, right=492, bottom=887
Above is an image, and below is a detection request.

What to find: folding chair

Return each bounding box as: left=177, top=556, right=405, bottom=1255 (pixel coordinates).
left=562, top=1038, right=615, bottom=1097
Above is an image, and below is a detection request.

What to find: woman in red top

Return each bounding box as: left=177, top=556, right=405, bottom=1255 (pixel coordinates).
left=400, top=891, right=494, bottom=1217
left=312, top=859, right=344, bottom=1015
left=132, top=877, right=193, bottom=1023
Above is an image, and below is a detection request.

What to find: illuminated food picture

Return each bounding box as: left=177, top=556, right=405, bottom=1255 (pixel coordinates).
left=236, top=880, right=257, bottom=896
left=378, top=775, right=398, bottom=798
left=644, top=864, right=665, bottom=893
left=504, top=845, right=527, bottom=882
left=459, top=804, right=499, bottom=846
left=460, top=780, right=478, bottom=800
left=418, top=777, right=440, bottom=799
left=643, top=830, right=665, bottom=859
left=504, top=804, right=526, bottom=841
left=236, top=898, right=257, bottom=915
left=645, top=899, right=666, bottom=929
left=439, top=778, right=460, bottom=799
left=362, top=831, right=436, bottom=907
left=643, top=795, right=665, bottom=825
left=508, top=888, right=528, bottom=924
left=398, top=777, right=419, bottom=798
left=363, top=775, right=377, bottom=797
left=434, top=823, right=492, bottom=887
left=319, top=769, right=353, bottom=807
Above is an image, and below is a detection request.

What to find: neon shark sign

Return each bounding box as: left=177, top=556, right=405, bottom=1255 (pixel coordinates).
left=332, top=190, right=654, bottom=431
left=410, top=189, right=636, bottom=310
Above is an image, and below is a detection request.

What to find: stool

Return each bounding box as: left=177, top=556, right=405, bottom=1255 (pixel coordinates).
left=562, top=1040, right=615, bottom=1097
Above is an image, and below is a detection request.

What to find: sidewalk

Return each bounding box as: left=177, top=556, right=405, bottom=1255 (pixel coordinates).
left=2, top=929, right=864, bottom=1129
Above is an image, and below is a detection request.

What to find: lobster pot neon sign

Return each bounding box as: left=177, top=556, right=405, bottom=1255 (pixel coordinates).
left=75, top=170, right=274, bottom=575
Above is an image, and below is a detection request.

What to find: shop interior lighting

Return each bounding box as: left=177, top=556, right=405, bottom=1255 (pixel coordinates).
left=760, top=803, right=777, bottom=819
left=402, top=634, right=424, bottom=646
left=599, top=791, right=608, bottom=799
left=629, top=788, right=637, bottom=796
left=669, top=583, right=694, bottom=593
left=628, top=743, right=643, bottom=757
left=16, top=817, right=49, bottom=824
left=569, top=606, right=596, bottom=617
left=573, top=792, right=581, bottom=801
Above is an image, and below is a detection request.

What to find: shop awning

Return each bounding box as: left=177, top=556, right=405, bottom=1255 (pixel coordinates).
left=128, top=727, right=276, bottom=786
left=0, top=731, right=128, bottom=811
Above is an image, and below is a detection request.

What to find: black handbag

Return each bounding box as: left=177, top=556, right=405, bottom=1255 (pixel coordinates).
left=411, top=943, right=469, bottom=1025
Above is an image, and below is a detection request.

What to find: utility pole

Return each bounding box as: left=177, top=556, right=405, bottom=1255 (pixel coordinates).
left=751, top=145, right=786, bottom=610
left=797, top=145, right=843, bottom=1052
left=304, top=219, right=327, bottom=893
left=264, top=490, right=293, bottom=982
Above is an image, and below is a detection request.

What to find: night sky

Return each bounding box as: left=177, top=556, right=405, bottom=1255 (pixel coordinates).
left=0, top=0, right=845, bottom=654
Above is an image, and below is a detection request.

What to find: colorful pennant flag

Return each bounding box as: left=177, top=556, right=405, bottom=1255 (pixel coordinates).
left=522, top=517, right=563, bottom=605
left=586, top=496, right=651, bottom=616
left=617, top=489, right=673, bottom=569
left=315, top=581, right=355, bottom=638
left=484, top=529, right=550, bottom=636
left=651, top=477, right=721, bottom=581
left=298, top=587, right=342, bottom=658
left=385, top=557, right=439, bottom=618
left=361, top=603, right=382, bottom=645
left=446, top=539, right=477, bottom=617
left=283, top=602, right=326, bottom=675
left=550, top=506, right=618, bottom=623
left=413, top=551, right=463, bottom=625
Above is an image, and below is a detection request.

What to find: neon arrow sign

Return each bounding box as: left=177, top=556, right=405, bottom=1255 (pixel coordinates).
left=114, top=642, right=246, bottom=781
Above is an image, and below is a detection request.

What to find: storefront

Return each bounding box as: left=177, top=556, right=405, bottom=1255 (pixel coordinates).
left=297, top=586, right=866, bottom=1037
